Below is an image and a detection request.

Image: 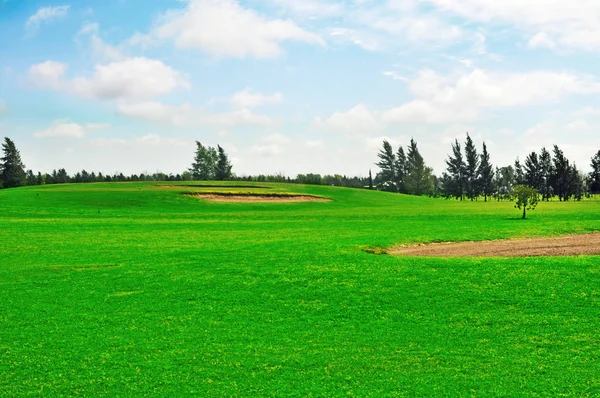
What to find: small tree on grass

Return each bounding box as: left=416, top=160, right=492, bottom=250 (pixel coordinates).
left=513, top=184, right=539, bottom=219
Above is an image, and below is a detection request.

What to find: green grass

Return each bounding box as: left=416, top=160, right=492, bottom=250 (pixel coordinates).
left=1, top=182, right=600, bottom=396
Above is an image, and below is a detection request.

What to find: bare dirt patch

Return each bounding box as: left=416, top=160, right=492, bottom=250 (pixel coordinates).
left=389, top=233, right=600, bottom=257
left=158, top=185, right=270, bottom=189
left=184, top=193, right=331, bottom=203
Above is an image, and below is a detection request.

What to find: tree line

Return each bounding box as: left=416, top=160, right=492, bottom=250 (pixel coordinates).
left=374, top=134, right=600, bottom=201
left=2, top=134, right=599, bottom=197
left=0, top=137, right=370, bottom=189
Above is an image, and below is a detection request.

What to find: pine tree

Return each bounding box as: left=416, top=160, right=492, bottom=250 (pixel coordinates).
left=524, top=152, right=542, bottom=190
left=395, top=146, right=406, bottom=194
left=214, top=145, right=232, bottom=181
left=0, top=137, right=26, bottom=189
left=404, top=138, right=434, bottom=196
left=444, top=139, right=465, bottom=200
left=514, top=158, right=525, bottom=185
left=539, top=147, right=553, bottom=201
left=552, top=145, right=571, bottom=201
left=590, top=150, right=600, bottom=195
left=368, top=169, right=373, bottom=190
left=190, top=141, right=218, bottom=180
left=375, top=140, right=396, bottom=192
left=478, top=142, right=494, bottom=202
left=464, top=133, right=480, bottom=200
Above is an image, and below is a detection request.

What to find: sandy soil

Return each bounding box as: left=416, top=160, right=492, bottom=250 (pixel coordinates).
left=185, top=193, right=331, bottom=203
left=389, top=233, right=600, bottom=257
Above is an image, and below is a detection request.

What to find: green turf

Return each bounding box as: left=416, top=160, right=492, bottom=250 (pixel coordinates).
left=1, top=182, right=600, bottom=396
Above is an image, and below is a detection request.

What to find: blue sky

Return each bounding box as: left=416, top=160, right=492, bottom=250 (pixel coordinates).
left=1, top=0, right=600, bottom=176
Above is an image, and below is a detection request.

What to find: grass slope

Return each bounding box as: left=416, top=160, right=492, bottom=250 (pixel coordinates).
left=1, top=182, right=600, bottom=396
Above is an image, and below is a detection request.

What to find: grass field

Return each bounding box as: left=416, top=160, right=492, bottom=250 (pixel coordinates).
left=2, top=182, right=600, bottom=396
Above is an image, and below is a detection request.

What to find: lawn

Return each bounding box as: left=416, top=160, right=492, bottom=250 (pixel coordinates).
left=1, top=182, right=600, bottom=396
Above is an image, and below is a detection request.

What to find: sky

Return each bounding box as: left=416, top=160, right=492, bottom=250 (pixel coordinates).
left=1, top=0, right=600, bottom=177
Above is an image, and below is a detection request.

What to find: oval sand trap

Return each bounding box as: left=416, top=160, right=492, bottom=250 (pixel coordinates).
left=389, top=233, right=600, bottom=257
left=184, top=193, right=331, bottom=203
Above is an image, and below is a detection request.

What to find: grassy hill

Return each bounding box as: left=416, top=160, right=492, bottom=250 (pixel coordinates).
left=2, top=182, right=600, bottom=396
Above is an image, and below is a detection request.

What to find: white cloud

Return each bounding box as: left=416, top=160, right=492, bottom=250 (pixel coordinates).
left=384, top=68, right=600, bottom=124
left=250, top=134, right=292, bottom=156
left=151, top=0, right=325, bottom=58
left=25, top=5, right=69, bottom=35
left=118, top=101, right=274, bottom=128
left=33, top=120, right=109, bottom=138
left=426, top=0, right=600, bottom=52
left=264, top=0, right=343, bottom=18
left=29, top=61, right=67, bottom=89
left=229, top=89, right=283, bottom=109
left=314, top=104, right=383, bottom=133
left=305, top=140, right=325, bottom=149
left=29, top=58, right=189, bottom=99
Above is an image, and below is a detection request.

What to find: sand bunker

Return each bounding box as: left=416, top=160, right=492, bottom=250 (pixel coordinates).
left=185, top=193, right=331, bottom=203
left=389, top=233, right=600, bottom=257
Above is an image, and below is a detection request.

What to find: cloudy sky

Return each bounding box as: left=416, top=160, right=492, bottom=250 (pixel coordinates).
left=1, top=0, right=600, bottom=177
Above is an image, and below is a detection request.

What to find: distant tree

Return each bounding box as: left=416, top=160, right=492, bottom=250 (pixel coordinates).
left=444, top=139, right=465, bottom=200
left=404, top=138, right=434, bottom=196
left=513, top=185, right=539, bottom=219
left=478, top=142, right=494, bottom=201
left=569, top=164, right=587, bottom=201
left=514, top=158, right=525, bottom=185
left=368, top=169, right=373, bottom=190
left=25, top=169, right=37, bottom=186
left=190, top=141, right=218, bottom=180
left=493, top=166, right=502, bottom=201
left=394, top=146, right=407, bottom=193
left=464, top=133, right=480, bottom=200
left=524, top=151, right=542, bottom=190
left=539, top=147, right=553, bottom=201
left=590, top=150, right=600, bottom=195
left=499, top=165, right=516, bottom=199
left=0, top=137, right=26, bottom=189
left=214, top=145, right=233, bottom=181
left=552, top=145, right=571, bottom=201
left=375, top=140, right=396, bottom=192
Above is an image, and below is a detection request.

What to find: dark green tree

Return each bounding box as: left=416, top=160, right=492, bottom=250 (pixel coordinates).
left=444, top=139, right=465, bottom=200
left=524, top=151, right=542, bottom=190
left=464, top=133, right=480, bottom=200
left=590, top=150, right=600, bottom=195
left=214, top=145, right=232, bottom=181
left=368, top=169, right=373, bottom=190
left=514, top=158, right=525, bottom=185
left=539, top=147, right=553, bottom=201
left=375, top=140, right=396, bottom=192
left=404, top=138, right=434, bottom=196
left=478, top=142, right=494, bottom=201
left=394, top=146, right=406, bottom=193
left=552, top=145, right=571, bottom=201
left=190, top=141, right=218, bottom=180
left=0, top=137, right=26, bottom=188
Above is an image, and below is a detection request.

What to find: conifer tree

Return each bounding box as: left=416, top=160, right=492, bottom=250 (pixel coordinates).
left=404, top=138, right=434, bottom=196
left=375, top=140, right=396, bottom=192
left=215, top=145, right=233, bottom=181
left=395, top=146, right=406, bottom=194
left=464, top=133, right=480, bottom=200
left=524, top=151, right=542, bottom=190
left=552, top=145, right=571, bottom=201
left=190, top=141, right=218, bottom=180
left=514, top=158, right=525, bottom=185
left=444, top=139, right=465, bottom=200
left=539, top=147, right=553, bottom=201
left=590, top=150, right=600, bottom=195
left=478, top=142, right=494, bottom=202
left=0, top=137, right=26, bottom=188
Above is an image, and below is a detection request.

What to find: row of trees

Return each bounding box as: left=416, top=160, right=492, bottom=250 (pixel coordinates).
left=375, top=139, right=436, bottom=195
left=374, top=134, right=600, bottom=201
